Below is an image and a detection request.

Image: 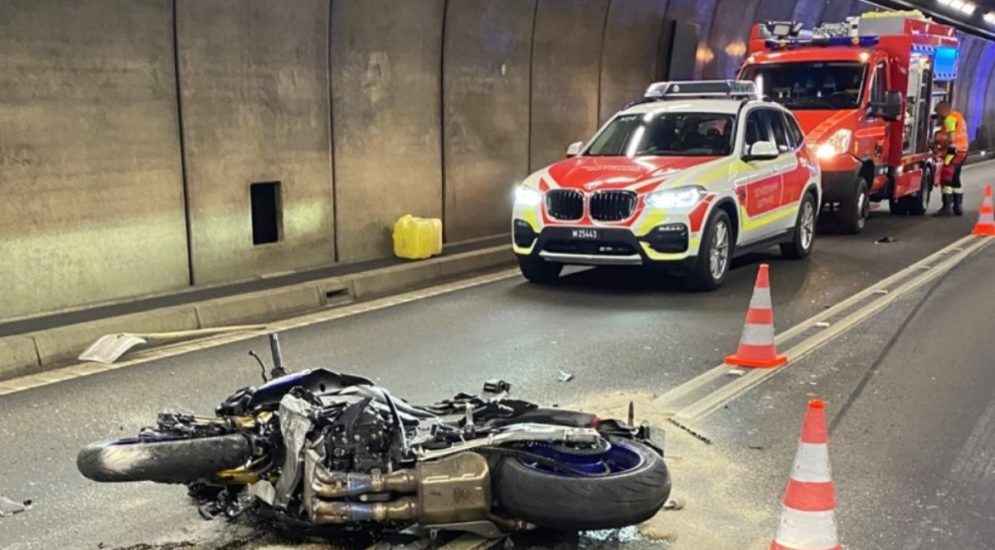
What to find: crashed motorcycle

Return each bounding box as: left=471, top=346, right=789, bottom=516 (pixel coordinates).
left=77, top=336, right=671, bottom=536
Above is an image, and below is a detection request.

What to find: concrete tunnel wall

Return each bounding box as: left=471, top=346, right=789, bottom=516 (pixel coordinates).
left=2, top=0, right=994, bottom=320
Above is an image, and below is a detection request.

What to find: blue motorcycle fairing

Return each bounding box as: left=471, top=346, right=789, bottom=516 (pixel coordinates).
left=248, top=369, right=376, bottom=410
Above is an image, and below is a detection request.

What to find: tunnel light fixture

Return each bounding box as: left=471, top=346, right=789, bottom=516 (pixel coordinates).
left=943, top=0, right=978, bottom=15
left=984, top=11, right=995, bottom=24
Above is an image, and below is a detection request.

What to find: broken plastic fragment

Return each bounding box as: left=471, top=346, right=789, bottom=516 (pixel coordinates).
left=663, top=498, right=685, bottom=511
left=0, top=495, right=30, bottom=517
left=557, top=370, right=574, bottom=382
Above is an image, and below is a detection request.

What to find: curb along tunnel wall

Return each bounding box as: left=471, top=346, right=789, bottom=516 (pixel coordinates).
left=0, top=0, right=993, bottom=320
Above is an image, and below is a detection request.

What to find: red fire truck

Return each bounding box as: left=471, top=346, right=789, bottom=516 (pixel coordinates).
left=740, top=12, right=959, bottom=232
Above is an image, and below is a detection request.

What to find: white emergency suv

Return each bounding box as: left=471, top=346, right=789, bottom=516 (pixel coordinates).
left=511, top=80, right=821, bottom=290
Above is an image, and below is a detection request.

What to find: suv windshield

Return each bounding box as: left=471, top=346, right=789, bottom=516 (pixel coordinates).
left=586, top=112, right=735, bottom=157
left=741, top=62, right=866, bottom=110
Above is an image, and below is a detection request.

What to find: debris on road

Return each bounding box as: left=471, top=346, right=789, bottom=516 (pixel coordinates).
left=814, top=321, right=831, bottom=328
left=556, top=369, right=574, bottom=382
left=667, top=417, right=712, bottom=445
left=875, top=236, right=898, bottom=244
left=0, top=495, right=31, bottom=517
left=571, top=391, right=775, bottom=548
left=581, top=525, right=643, bottom=542
left=727, top=369, right=745, bottom=377
left=663, top=498, right=686, bottom=511
left=483, top=379, right=511, bottom=394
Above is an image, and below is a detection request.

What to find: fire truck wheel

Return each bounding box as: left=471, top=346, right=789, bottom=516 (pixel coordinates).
left=901, top=166, right=932, bottom=216
left=888, top=196, right=908, bottom=215
left=839, top=178, right=869, bottom=234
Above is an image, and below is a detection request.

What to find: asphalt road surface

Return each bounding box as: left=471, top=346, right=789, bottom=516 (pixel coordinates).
left=1, top=163, right=993, bottom=550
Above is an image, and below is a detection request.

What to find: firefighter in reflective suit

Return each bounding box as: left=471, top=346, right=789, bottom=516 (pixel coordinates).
left=933, top=101, right=970, bottom=217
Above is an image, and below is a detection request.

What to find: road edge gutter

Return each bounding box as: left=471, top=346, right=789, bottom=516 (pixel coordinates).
left=0, top=246, right=515, bottom=384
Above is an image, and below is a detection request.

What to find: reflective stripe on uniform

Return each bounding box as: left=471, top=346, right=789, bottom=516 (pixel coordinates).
left=946, top=111, right=969, bottom=151
left=942, top=186, right=954, bottom=194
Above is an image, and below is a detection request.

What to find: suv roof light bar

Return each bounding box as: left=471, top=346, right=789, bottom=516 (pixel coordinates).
left=644, top=80, right=758, bottom=99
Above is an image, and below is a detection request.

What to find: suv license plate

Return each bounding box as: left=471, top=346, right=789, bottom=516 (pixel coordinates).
left=571, top=229, right=600, bottom=240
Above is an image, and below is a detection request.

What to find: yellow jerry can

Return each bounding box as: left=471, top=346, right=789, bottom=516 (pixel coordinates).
left=393, top=215, right=443, bottom=260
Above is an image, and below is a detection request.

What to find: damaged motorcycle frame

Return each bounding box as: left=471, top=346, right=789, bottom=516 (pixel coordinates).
left=78, top=334, right=671, bottom=536
left=247, top=380, right=618, bottom=535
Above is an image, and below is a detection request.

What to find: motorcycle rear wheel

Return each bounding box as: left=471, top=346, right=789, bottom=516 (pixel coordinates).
left=77, top=433, right=253, bottom=484
left=493, top=439, right=671, bottom=531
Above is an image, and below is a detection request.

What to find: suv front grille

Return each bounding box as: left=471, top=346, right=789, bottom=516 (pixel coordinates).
left=545, top=189, right=584, bottom=220
left=589, top=191, right=637, bottom=221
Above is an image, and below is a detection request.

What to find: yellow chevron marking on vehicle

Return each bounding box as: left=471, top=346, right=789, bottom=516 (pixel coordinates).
left=513, top=243, right=535, bottom=255
left=635, top=211, right=668, bottom=236
left=739, top=202, right=799, bottom=231
left=640, top=241, right=692, bottom=261
left=520, top=207, right=539, bottom=230
left=683, top=161, right=752, bottom=190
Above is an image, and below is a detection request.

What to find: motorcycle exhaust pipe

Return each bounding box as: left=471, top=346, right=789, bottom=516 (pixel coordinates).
left=312, top=497, right=418, bottom=523
left=312, top=468, right=417, bottom=498
left=307, top=452, right=492, bottom=526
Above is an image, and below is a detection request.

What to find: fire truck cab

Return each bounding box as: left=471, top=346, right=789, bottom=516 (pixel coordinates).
left=740, top=12, right=959, bottom=232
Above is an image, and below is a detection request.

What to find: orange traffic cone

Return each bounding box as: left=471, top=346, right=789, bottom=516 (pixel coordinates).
left=770, top=399, right=841, bottom=550
left=972, top=185, right=995, bottom=237
left=725, top=264, right=787, bottom=368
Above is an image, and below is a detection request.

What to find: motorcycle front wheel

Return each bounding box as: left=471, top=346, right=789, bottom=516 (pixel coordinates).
left=493, top=438, right=671, bottom=531
left=77, top=433, right=253, bottom=484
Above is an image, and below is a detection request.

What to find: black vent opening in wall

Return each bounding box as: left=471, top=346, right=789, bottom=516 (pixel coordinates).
left=250, top=181, right=282, bottom=245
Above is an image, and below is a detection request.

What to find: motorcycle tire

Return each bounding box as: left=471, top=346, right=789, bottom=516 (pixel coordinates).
left=77, top=433, right=253, bottom=484
left=493, top=439, right=671, bottom=531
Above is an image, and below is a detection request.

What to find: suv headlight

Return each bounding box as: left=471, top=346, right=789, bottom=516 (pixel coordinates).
left=646, top=186, right=707, bottom=209
left=816, top=129, right=852, bottom=159
left=514, top=186, right=543, bottom=206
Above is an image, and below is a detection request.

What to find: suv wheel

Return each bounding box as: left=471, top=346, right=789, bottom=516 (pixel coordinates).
left=518, top=256, right=562, bottom=284
left=780, top=192, right=817, bottom=259
left=686, top=209, right=732, bottom=291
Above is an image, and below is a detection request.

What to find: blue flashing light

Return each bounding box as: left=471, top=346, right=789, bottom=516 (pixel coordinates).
left=934, top=45, right=959, bottom=80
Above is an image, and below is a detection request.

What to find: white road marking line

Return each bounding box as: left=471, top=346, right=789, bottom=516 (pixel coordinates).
left=657, top=234, right=976, bottom=406
left=0, top=268, right=521, bottom=397
left=668, top=236, right=993, bottom=423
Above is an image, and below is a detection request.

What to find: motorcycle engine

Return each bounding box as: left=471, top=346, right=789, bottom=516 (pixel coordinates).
left=322, top=401, right=394, bottom=473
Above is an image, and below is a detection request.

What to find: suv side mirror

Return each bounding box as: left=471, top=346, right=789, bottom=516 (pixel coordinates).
left=565, top=141, right=584, bottom=157
left=869, top=91, right=902, bottom=121
left=744, top=140, right=779, bottom=161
